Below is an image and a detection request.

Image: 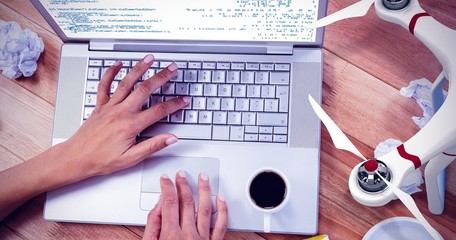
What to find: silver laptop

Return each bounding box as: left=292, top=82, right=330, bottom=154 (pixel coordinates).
left=31, top=0, right=327, bottom=234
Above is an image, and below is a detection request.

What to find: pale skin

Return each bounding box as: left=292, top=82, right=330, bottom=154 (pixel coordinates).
left=0, top=54, right=228, bottom=239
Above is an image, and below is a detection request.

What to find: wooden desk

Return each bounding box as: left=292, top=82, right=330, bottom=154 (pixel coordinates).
left=1, top=0, right=455, bottom=239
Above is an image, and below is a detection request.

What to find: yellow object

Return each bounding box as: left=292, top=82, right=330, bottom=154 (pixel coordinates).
left=304, top=234, right=329, bottom=240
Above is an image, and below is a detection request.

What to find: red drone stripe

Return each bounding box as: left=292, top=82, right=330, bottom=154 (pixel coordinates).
left=409, top=12, right=431, bottom=35
left=443, top=152, right=456, bottom=157
left=397, top=144, right=421, bottom=169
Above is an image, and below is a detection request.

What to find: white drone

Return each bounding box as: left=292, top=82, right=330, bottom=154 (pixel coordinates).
left=307, top=0, right=455, bottom=239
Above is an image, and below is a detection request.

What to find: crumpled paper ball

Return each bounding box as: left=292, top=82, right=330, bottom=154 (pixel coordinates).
left=0, top=20, right=45, bottom=79
left=400, top=78, right=447, bottom=128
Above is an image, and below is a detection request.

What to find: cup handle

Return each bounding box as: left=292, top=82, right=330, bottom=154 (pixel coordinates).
left=264, top=213, right=271, bottom=232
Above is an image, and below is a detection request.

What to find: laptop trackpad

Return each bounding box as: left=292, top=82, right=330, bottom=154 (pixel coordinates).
left=140, top=156, right=220, bottom=211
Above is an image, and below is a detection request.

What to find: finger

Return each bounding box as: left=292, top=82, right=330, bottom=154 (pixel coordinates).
left=135, top=96, right=190, bottom=132
left=121, top=134, right=178, bottom=167
left=123, top=62, right=178, bottom=110
left=175, top=171, right=199, bottom=234
left=196, top=172, right=212, bottom=238
left=160, top=174, right=180, bottom=232
left=97, top=60, right=122, bottom=106
left=109, top=54, right=155, bottom=105
left=210, top=194, right=228, bottom=240
left=143, top=196, right=163, bottom=240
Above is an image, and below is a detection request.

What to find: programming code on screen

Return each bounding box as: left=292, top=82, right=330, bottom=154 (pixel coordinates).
left=42, top=0, right=319, bottom=42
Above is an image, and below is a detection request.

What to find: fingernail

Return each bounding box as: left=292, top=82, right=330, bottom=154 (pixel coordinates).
left=114, top=60, right=122, bottom=66
left=218, top=193, right=225, bottom=202
left=178, top=170, right=186, bottom=178
left=165, top=136, right=178, bottom=146
left=161, top=174, right=169, bottom=179
left=144, top=54, right=154, bottom=64
left=182, top=96, right=191, bottom=103
left=200, top=171, right=208, bottom=181
left=167, top=62, right=178, bottom=71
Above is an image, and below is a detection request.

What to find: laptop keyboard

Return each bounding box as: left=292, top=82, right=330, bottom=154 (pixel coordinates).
left=84, top=58, right=290, bottom=143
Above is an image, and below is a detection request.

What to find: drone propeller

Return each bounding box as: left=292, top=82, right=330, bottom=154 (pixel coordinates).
left=308, top=95, right=442, bottom=239
left=306, top=0, right=375, bottom=28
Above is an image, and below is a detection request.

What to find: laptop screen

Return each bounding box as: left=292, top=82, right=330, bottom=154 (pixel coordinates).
left=36, top=0, right=323, bottom=44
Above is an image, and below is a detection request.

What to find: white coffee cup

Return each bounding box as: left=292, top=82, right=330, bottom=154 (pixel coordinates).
left=246, top=168, right=290, bottom=232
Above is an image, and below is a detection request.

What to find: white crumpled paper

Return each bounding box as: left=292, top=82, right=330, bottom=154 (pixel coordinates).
left=0, top=20, right=45, bottom=79
left=375, top=78, right=448, bottom=198
left=399, top=78, right=447, bottom=128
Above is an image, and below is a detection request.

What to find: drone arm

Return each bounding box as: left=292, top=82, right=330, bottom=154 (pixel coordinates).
left=374, top=0, right=456, bottom=81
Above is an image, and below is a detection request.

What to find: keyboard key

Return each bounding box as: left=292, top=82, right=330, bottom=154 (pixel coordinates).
left=185, top=110, right=198, bottom=123
left=221, top=98, right=235, bottom=111
left=85, top=94, right=97, bottom=106
left=230, top=126, right=244, bottom=141
left=241, top=112, right=256, bottom=125
left=235, top=98, right=249, bottom=111
left=203, top=84, right=218, bottom=96
left=260, top=63, right=274, bottom=70
left=277, top=86, right=289, bottom=112
left=246, top=85, right=261, bottom=98
left=198, top=70, right=212, bottom=82
left=142, top=123, right=212, bottom=140
left=175, top=83, right=190, bottom=95
left=189, top=83, right=203, bottom=96
left=199, top=111, right=213, bottom=124
left=170, top=110, right=184, bottom=123
left=188, top=62, right=202, bottom=69
left=213, top=71, right=226, bottom=83
left=275, top=63, right=290, bottom=71
left=245, top=134, right=259, bottom=141
left=213, top=111, right=227, bottom=124
left=249, top=99, right=264, bottom=111
left=218, top=84, right=232, bottom=97
left=245, top=126, right=259, bottom=133
left=232, top=84, right=246, bottom=97
left=259, top=134, right=273, bottom=142
left=226, top=71, right=240, bottom=83
left=241, top=71, right=255, bottom=84
left=270, top=72, right=290, bottom=85
left=273, top=135, right=287, bottom=143
left=206, top=97, right=221, bottom=110
left=231, top=62, right=245, bottom=70
left=246, top=63, right=260, bottom=70
left=86, top=81, right=99, bottom=92
left=203, top=62, right=216, bottom=69
left=227, top=112, right=241, bottom=125
left=257, top=113, right=288, bottom=126
left=261, top=85, right=276, bottom=98
left=264, top=99, right=279, bottom=112
left=184, top=70, right=198, bottom=82
left=213, top=125, right=230, bottom=140
left=217, top=62, right=230, bottom=70
left=255, top=71, right=269, bottom=84
left=87, top=67, right=100, bottom=79
left=89, top=59, right=103, bottom=66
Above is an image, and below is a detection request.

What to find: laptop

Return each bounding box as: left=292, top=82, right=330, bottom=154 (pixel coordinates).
left=31, top=0, right=327, bottom=234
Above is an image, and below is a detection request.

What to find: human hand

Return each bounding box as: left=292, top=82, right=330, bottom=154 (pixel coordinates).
left=143, top=171, right=228, bottom=240
left=58, top=54, right=190, bottom=181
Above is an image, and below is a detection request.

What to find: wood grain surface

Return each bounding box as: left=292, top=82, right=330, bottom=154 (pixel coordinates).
left=1, top=0, right=455, bottom=239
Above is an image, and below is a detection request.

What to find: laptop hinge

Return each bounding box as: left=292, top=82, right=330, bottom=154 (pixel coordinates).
left=89, top=41, right=293, bottom=55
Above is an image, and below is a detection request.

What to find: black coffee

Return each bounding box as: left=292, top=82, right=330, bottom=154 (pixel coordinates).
left=249, top=171, right=287, bottom=209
